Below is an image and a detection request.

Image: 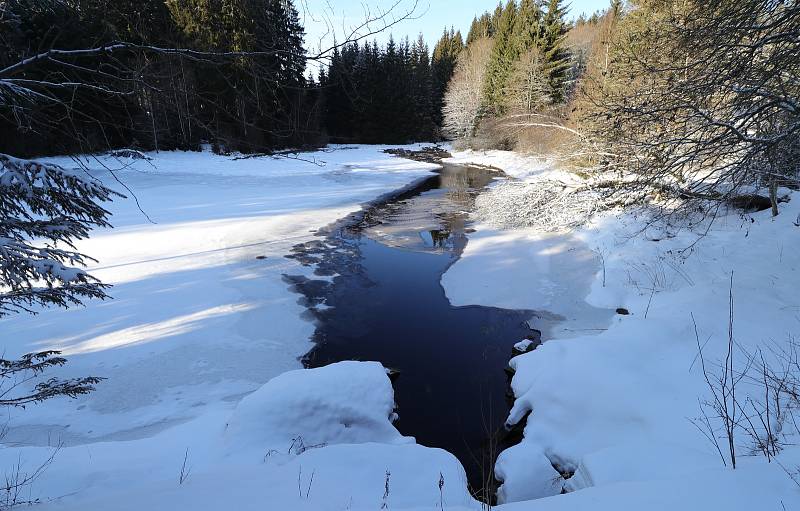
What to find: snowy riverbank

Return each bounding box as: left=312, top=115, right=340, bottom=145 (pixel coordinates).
left=1, top=145, right=798, bottom=510
left=1, top=145, right=437, bottom=442
left=442, top=149, right=800, bottom=508
left=0, top=146, right=483, bottom=510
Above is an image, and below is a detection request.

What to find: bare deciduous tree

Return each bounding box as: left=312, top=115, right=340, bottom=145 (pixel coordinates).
left=590, top=0, right=800, bottom=223
left=443, top=37, right=493, bottom=142
left=506, top=48, right=552, bottom=114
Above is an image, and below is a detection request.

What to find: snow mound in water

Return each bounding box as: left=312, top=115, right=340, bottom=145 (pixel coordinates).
left=513, top=339, right=536, bottom=353
left=226, top=361, right=407, bottom=455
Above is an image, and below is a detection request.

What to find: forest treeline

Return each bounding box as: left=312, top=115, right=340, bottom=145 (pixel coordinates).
left=2, top=0, right=798, bottom=222
left=1, top=0, right=311, bottom=156
left=0, top=0, right=461, bottom=156
left=442, top=0, right=600, bottom=149
left=319, top=30, right=463, bottom=143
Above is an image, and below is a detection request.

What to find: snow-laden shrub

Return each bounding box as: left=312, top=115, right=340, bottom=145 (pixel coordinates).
left=474, top=179, right=603, bottom=231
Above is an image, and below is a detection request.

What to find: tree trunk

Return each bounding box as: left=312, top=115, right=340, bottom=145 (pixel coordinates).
left=769, top=176, right=779, bottom=217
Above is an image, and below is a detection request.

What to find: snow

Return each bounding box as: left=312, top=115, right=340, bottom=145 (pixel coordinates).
left=0, top=145, right=484, bottom=510
left=441, top=149, right=800, bottom=508
left=0, top=145, right=437, bottom=443
left=225, top=361, right=408, bottom=458
left=5, top=362, right=474, bottom=511
left=444, top=150, right=602, bottom=232
left=3, top=144, right=799, bottom=510
left=444, top=149, right=553, bottom=180
left=441, top=226, right=613, bottom=340
left=512, top=339, right=535, bottom=353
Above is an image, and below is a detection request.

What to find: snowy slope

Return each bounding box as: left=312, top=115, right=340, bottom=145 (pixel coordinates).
left=442, top=150, right=800, bottom=509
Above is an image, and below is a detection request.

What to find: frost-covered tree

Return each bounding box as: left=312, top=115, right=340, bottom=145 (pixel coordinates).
left=443, top=38, right=494, bottom=140
left=507, top=48, right=552, bottom=114
left=0, top=154, right=119, bottom=315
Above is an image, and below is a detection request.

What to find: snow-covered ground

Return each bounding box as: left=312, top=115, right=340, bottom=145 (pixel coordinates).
left=2, top=145, right=798, bottom=510
left=0, top=146, right=483, bottom=510
left=2, top=145, right=436, bottom=442
left=442, top=150, right=800, bottom=509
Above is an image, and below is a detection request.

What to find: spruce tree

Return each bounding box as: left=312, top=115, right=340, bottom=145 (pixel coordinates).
left=466, top=13, right=493, bottom=44
left=323, top=44, right=351, bottom=140
left=540, top=0, right=571, bottom=103
left=411, top=34, right=434, bottom=140
left=466, top=17, right=481, bottom=45
left=490, top=3, right=505, bottom=34
left=483, top=0, right=519, bottom=112
left=512, top=0, right=543, bottom=53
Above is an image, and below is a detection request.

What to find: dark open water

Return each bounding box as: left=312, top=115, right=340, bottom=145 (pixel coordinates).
left=286, top=164, right=538, bottom=499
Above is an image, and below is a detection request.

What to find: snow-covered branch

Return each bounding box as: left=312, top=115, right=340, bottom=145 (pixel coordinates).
left=0, top=154, right=121, bottom=315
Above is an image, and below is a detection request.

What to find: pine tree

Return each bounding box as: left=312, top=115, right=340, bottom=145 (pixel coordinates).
left=454, top=30, right=464, bottom=50
left=356, top=40, right=384, bottom=140
left=466, top=17, right=481, bottom=44
left=483, top=0, right=519, bottom=112
left=0, top=154, right=119, bottom=314
left=540, top=0, right=571, bottom=103
left=466, top=13, right=493, bottom=44
left=411, top=34, right=434, bottom=139
left=323, top=44, right=351, bottom=140
left=490, top=2, right=505, bottom=34
left=511, top=0, right=543, bottom=53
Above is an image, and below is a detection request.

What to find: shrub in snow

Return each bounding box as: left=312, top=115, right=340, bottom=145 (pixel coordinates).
left=226, top=361, right=407, bottom=455
left=108, top=149, right=152, bottom=161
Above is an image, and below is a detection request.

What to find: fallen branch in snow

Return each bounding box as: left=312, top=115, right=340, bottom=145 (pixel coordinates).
left=287, top=436, right=326, bottom=455
left=231, top=149, right=327, bottom=167
left=178, top=449, right=191, bottom=485
left=474, top=179, right=607, bottom=232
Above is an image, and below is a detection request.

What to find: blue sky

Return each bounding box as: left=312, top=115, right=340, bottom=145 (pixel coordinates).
left=300, top=0, right=611, bottom=57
